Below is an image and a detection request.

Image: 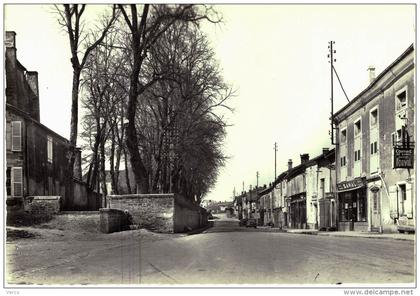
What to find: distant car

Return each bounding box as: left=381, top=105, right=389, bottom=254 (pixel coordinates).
left=239, top=218, right=248, bottom=226
left=397, top=217, right=415, bottom=234
left=246, top=218, right=257, bottom=228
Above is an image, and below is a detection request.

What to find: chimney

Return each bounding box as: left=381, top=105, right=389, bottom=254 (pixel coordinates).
left=26, top=71, right=40, bottom=121
left=5, top=31, right=16, bottom=48
left=367, top=65, right=376, bottom=84
left=322, top=147, right=330, bottom=155
left=5, top=32, right=18, bottom=106
left=287, top=159, right=293, bottom=170
left=300, top=153, right=309, bottom=164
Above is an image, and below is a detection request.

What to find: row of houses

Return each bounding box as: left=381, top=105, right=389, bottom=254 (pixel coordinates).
left=234, top=44, right=415, bottom=233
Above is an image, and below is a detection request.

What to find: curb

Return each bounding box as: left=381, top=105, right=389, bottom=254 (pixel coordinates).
left=285, top=230, right=414, bottom=241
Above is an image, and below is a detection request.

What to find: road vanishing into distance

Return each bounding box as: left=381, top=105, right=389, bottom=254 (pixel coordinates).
left=7, top=215, right=415, bottom=285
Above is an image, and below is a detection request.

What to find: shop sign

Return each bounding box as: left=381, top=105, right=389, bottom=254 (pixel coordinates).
left=337, top=178, right=365, bottom=192
left=394, top=147, right=414, bottom=169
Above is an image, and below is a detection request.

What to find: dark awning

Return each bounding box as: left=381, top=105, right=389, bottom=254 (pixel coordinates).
left=337, top=177, right=366, bottom=192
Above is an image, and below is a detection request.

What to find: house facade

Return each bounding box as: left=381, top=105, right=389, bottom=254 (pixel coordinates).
left=334, top=44, right=415, bottom=232
left=305, top=148, right=336, bottom=230
left=5, top=31, right=100, bottom=219
left=286, top=155, right=308, bottom=229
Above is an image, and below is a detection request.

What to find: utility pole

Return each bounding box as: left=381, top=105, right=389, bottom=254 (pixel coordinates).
left=274, top=142, right=278, bottom=182
left=249, top=184, right=252, bottom=218
left=328, top=41, right=336, bottom=145
left=242, top=181, right=244, bottom=193
left=256, top=171, right=259, bottom=189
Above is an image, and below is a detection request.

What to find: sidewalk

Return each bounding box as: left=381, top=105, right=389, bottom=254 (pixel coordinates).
left=284, top=228, right=415, bottom=241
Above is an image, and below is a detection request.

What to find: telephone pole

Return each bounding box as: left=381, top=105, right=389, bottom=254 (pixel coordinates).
left=256, top=171, right=259, bottom=189
left=274, top=142, right=278, bottom=182
left=328, top=41, right=336, bottom=145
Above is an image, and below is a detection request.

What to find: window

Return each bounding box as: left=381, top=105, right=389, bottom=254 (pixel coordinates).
left=11, top=167, right=23, bottom=197
left=6, top=167, right=11, bottom=196
left=354, top=120, right=361, bottom=137
left=396, top=90, right=407, bottom=111
left=354, top=150, right=361, bottom=161
left=373, top=192, right=378, bottom=211
left=370, top=142, right=378, bottom=154
left=47, top=136, right=53, bottom=163
left=339, top=190, right=367, bottom=222
left=370, top=108, right=378, bottom=127
left=341, top=129, right=347, bottom=143
left=320, top=178, right=325, bottom=199
left=340, top=156, right=347, bottom=167
left=11, top=121, right=22, bottom=151
left=399, top=184, right=407, bottom=201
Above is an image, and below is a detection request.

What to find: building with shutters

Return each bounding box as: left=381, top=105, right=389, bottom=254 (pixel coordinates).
left=304, top=148, right=336, bottom=230
left=5, top=31, right=99, bottom=220
left=333, top=44, right=415, bottom=233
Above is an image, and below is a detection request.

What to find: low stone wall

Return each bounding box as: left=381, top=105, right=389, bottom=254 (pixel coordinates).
left=107, top=194, right=174, bottom=233
left=107, top=194, right=208, bottom=233
left=7, top=196, right=60, bottom=226
left=99, top=208, right=131, bottom=233
left=25, top=196, right=61, bottom=215
left=173, top=194, right=208, bottom=232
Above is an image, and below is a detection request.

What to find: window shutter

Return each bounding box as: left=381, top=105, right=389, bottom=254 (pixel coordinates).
left=11, top=167, right=23, bottom=197
left=405, top=183, right=413, bottom=219
left=11, top=121, right=22, bottom=151
left=6, top=167, right=11, bottom=196
left=388, top=186, right=398, bottom=219
left=6, top=122, right=11, bottom=150
left=47, top=136, right=53, bottom=163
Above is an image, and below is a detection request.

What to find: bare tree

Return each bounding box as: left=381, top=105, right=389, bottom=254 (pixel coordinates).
left=80, top=36, right=124, bottom=201
left=55, top=4, right=117, bottom=177
left=135, top=20, right=234, bottom=202
left=117, top=4, right=221, bottom=193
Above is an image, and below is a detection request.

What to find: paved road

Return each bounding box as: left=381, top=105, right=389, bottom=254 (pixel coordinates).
left=7, top=216, right=415, bottom=285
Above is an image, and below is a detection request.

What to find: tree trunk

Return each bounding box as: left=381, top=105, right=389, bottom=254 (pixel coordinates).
left=109, top=126, right=117, bottom=194
left=125, top=29, right=150, bottom=193
left=123, top=147, right=132, bottom=194
left=100, top=136, right=108, bottom=206
left=114, top=140, right=122, bottom=195
left=88, top=123, right=101, bottom=190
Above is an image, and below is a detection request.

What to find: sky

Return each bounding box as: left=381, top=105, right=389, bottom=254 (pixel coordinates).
left=4, top=4, right=415, bottom=202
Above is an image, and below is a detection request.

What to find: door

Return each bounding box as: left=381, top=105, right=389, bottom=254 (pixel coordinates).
left=319, top=199, right=331, bottom=230
left=371, top=190, right=381, bottom=231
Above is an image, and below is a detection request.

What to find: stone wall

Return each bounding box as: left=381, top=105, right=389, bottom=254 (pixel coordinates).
left=73, top=180, right=102, bottom=211
left=107, top=193, right=208, bottom=233
left=7, top=196, right=60, bottom=226
left=107, top=194, right=174, bottom=233
left=99, top=208, right=131, bottom=233
left=173, top=194, right=208, bottom=232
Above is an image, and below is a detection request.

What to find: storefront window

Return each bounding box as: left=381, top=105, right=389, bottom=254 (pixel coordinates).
left=339, top=189, right=366, bottom=222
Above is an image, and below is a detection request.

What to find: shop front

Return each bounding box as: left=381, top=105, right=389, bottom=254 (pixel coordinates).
left=289, top=194, right=307, bottom=229
left=337, top=177, right=368, bottom=231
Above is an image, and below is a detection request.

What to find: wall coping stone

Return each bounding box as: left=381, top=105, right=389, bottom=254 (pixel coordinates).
left=99, top=208, right=127, bottom=214
left=30, top=196, right=61, bottom=201
left=108, top=194, right=174, bottom=199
